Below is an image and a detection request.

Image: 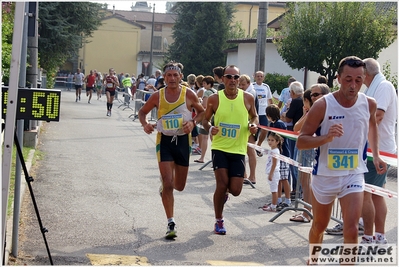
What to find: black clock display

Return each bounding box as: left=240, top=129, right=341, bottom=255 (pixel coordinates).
left=2, top=87, right=61, bottom=121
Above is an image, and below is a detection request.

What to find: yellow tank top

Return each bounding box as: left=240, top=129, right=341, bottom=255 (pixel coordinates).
left=211, top=89, right=250, bottom=155
left=156, top=86, right=192, bottom=136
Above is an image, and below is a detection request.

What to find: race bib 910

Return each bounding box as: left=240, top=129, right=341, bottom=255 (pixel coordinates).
left=218, top=122, right=240, bottom=139
left=327, top=149, right=358, bottom=170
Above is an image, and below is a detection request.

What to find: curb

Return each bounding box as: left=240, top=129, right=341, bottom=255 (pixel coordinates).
left=4, top=149, right=35, bottom=265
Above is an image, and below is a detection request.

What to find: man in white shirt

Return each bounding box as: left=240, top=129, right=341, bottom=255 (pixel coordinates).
left=252, top=71, right=272, bottom=157
left=361, top=58, right=397, bottom=244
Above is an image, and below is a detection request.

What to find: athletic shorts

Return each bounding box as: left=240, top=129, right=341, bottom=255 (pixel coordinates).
left=156, top=133, right=191, bottom=166
left=211, top=149, right=245, bottom=178
left=86, top=86, right=94, bottom=91
left=364, top=160, right=389, bottom=187
left=75, top=84, right=82, bottom=90
left=106, top=89, right=116, bottom=96
left=311, top=173, right=365, bottom=205
left=279, top=161, right=289, bottom=180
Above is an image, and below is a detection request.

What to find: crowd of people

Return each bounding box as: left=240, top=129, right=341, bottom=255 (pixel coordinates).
left=67, top=58, right=396, bottom=256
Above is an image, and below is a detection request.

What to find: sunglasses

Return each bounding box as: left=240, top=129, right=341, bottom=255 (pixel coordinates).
left=223, top=74, right=240, bottom=80
left=310, top=92, right=321, bottom=98
left=340, top=58, right=365, bottom=68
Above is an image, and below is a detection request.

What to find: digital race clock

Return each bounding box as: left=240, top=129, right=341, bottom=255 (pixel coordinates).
left=2, top=87, right=61, bottom=121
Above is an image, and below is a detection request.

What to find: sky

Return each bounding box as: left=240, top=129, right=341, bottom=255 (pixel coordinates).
left=93, top=1, right=167, bottom=13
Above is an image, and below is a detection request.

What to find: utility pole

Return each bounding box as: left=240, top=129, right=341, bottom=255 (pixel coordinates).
left=149, top=3, right=155, bottom=76
left=254, top=2, right=268, bottom=74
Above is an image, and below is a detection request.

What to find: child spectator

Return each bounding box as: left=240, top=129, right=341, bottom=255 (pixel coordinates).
left=262, top=132, right=283, bottom=212
left=266, top=104, right=292, bottom=210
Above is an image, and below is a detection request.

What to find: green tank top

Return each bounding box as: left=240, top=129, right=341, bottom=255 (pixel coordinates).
left=211, top=89, right=250, bottom=155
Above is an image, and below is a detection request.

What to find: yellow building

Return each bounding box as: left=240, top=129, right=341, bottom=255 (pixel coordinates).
left=233, top=2, right=286, bottom=37
left=78, top=14, right=144, bottom=77
left=72, top=2, right=287, bottom=77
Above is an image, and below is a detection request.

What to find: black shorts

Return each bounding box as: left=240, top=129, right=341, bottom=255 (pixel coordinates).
left=211, top=149, right=246, bottom=178
left=86, top=86, right=94, bottom=91
left=106, top=89, right=116, bottom=96
left=191, top=125, right=199, bottom=137
left=75, top=84, right=82, bottom=90
left=156, top=133, right=191, bottom=166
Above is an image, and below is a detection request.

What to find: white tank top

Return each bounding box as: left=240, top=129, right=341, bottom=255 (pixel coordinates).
left=313, top=93, right=369, bottom=176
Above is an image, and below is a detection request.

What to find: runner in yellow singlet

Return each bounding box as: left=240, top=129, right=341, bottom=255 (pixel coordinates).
left=203, top=65, right=258, bottom=235
left=138, top=62, right=205, bottom=239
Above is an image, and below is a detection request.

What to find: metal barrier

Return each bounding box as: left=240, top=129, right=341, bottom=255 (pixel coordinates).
left=118, top=87, right=133, bottom=111
left=130, top=90, right=157, bottom=121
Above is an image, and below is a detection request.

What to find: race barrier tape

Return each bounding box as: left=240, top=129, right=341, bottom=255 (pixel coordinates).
left=258, top=125, right=398, bottom=167
left=248, top=140, right=397, bottom=199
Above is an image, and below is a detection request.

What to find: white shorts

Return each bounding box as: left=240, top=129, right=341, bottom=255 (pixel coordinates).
left=311, top=174, right=364, bottom=205
left=268, top=172, right=280, bottom=193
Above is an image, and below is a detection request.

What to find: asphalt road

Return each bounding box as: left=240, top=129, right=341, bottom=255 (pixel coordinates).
left=9, top=90, right=398, bottom=266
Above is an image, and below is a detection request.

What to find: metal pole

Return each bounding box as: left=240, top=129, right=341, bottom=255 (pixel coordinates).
left=2, top=2, right=25, bottom=261
left=27, top=2, right=39, bottom=130
left=12, top=2, right=29, bottom=257
left=149, top=3, right=155, bottom=76
left=254, top=2, right=268, bottom=73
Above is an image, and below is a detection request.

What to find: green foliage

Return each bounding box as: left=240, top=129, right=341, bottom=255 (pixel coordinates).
left=38, top=2, right=105, bottom=88
left=2, top=2, right=15, bottom=85
left=264, top=72, right=292, bottom=94
left=166, top=2, right=235, bottom=76
left=275, top=2, right=397, bottom=87
left=382, top=60, right=398, bottom=90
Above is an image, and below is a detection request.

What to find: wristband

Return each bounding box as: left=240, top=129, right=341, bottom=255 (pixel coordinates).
left=209, top=126, right=215, bottom=134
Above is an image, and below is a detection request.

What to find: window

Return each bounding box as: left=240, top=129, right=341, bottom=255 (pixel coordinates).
left=154, top=24, right=162, bottom=32
left=153, top=36, right=162, bottom=50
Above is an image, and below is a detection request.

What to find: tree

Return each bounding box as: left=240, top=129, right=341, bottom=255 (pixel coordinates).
left=166, top=2, right=235, bottom=76
left=38, top=2, right=105, bottom=87
left=2, top=2, right=15, bottom=85
left=274, top=2, right=397, bottom=87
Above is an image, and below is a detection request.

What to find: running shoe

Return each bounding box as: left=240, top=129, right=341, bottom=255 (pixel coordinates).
left=214, top=220, right=226, bottom=235
left=106, top=111, right=110, bottom=116
left=375, top=234, right=388, bottom=244
left=325, top=223, right=364, bottom=235
left=79, top=95, right=81, bottom=101
left=165, top=222, right=177, bottom=239
left=360, top=236, right=375, bottom=244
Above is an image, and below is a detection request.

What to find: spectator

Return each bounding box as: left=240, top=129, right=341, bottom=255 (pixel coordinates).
left=278, top=76, right=296, bottom=108
left=262, top=132, right=283, bottom=212
left=265, top=104, right=291, bottom=211
left=147, top=74, right=157, bottom=87
left=360, top=58, right=397, bottom=244
left=136, top=73, right=147, bottom=90
left=317, top=75, right=328, bottom=84
left=194, top=75, right=217, bottom=164
left=239, top=74, right=259, bottom=184
left=213, top=66, right=225, bottom=91
left=253, top=71, right=273, bottom=157
left=281, top=81, right=304, bottom=193
left=67, top=72, right=74, bottom=91
left=290, top=89, right=315, bottom=223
